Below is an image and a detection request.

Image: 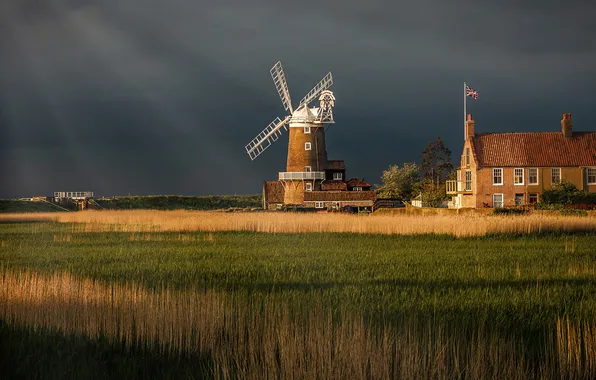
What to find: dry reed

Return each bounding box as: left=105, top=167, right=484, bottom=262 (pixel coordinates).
left=2, top=269, right=595, bottom=379
left=2, top=210, right=596, bottom=236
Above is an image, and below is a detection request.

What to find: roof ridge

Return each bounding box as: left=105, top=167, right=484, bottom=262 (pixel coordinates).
left=476, top=131, right=596, bottom=136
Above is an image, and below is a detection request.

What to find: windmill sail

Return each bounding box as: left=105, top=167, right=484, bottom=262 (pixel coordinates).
left=270, top=62, right=293, bottom=113
left=297, top=72, right=333, bottom=109
left=245, top=116, right=290, bottom=160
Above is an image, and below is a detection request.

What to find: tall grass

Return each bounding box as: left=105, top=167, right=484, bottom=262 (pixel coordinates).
left=1, top=210, right=596, bottom=236
left=1, top=269, right=595, bottom=379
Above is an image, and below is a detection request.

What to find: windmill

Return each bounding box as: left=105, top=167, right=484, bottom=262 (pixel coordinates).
left=245, top=61, right=336, bottom=205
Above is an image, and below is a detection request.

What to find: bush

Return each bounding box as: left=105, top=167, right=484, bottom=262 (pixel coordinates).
left=535, top=202, right=564, bottom=210
left=541, top=181, right=596, bottom=206
left=560, top=209, right=588, bottom=217
left=493, top=208, right=528, bottom=216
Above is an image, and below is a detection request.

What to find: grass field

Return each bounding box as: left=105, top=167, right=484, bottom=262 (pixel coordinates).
left=2, top=210, right=596, bottom=236
left=1, top=215, right=596, bottom=378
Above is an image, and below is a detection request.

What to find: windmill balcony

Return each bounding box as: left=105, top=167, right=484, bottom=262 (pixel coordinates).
left=446, top=180, right=473, bottom=195
left=279, top=171, right=325, bottom=181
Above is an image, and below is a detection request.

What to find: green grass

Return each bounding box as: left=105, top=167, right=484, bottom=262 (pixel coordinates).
left=0, top=200, right=68, bottom=213
left=2, top=223, right=596, bottom=378
left=1, top=223, right=595, bottom=327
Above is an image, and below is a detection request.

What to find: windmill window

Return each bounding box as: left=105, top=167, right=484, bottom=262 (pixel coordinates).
left=514, top=168, right=524, bottom=185
left=304, top=126, right=311, bottom=134
left=587, top=168, right=596, bottom=184
left=305, top=142, right=311, bottom=151
left=551, top=168, right=561, bottom=184
left=304, top=166, right=311, bottom=172
left=305, top=183, right=313, bottom=191
left=528, top=168, right=538, bottom=185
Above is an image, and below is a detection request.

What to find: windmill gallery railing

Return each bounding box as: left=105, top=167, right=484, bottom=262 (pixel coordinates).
left=279, top=172, right=325, bottom=181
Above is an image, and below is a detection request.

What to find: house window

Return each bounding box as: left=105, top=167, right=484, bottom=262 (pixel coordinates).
left=493, top=168, right=503, bottom=185
left=305, top=183, right=313, bottom=192
left=493, top=194, right=504, bottom=208
left=304, top=166, right=311, bottom=172
left=551, top=168, right=561, bottom=184
left=304, top=126, right=311, bottom=134
left=315, top=201, right=324, bottom=209
left=305, top=142, right=311, bottom=151
left=514, top=168, right=524, bottom=185
left=465, top=147, right=470, bottom=166
left=588, top=168, right=596, bottom=184
left=529, top=193, right=539, bottom=204
left=457, top=170, right=461, bottom=181
left=514, top=193, right=525, bottom=206
left=333, top=172, right=343, bottom=181
left=528, top=168, right=538, bottom=185
left=465, top=170, right=472, bottom=191
left=353, top=187, right=363, bottom=191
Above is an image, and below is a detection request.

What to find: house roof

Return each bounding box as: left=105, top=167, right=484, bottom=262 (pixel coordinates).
left=346, top=178, right=371, bottom=188
left=304, top=191, right=376, bottom=202
left=264, top=181, right=284, bottom=203
left=327, top=160, right=345, bottom=170
left=322, top=181, right=347, bottom=191
left=472, top=132, right=596, bottom=167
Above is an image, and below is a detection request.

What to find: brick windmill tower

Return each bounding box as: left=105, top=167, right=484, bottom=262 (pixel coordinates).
left=245, top=62, right=336, bottom=205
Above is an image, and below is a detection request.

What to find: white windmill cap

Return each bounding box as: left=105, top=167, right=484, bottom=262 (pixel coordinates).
left=290, top=106, right=316, bottom=123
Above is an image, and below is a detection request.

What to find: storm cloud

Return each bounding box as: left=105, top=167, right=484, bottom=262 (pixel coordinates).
left=1, top=0, right=595, bottom=197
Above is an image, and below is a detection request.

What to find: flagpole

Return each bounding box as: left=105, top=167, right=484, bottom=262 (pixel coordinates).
left=463, top=82, right=467, bottom=140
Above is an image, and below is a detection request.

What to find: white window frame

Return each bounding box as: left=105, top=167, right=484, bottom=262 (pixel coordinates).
left=514, top=168, right=524, bottom=185
left=304, top=126, right=311, bottom=134
left=465, top=147, right=470, bottom=166
left=304, top=166, right=312, bottom=172
left=587, top=167, right=596, bottom=185
left=315, top=201, right=324, bottom=209
left=493, top=168, right=503, bottom=186
left=551, top=168, right=561, bottom=184
left=465, top=170, right=472, bottom=191
left=353, top=186, right=363, bottom=191
left=305, top=183, right=313, bottom=192
left=333, top=172, right=343, bottom=181
left=528, top=168, right=538, bottom=185
left=304, top=142, right=311, bottom=151
left=493, top=193, right=504, bottom=208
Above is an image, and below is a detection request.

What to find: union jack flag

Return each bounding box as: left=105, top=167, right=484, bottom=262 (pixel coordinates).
left=466, top=84, right=478, bottom=99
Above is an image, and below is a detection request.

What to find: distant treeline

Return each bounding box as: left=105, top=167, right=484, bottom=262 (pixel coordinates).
left=96, top=195, right=262, bottom=210
left=0, top=195, right=262, bottom=213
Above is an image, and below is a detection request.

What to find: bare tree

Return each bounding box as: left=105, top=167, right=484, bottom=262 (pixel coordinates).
left=421, top=137, right=453, bottom=188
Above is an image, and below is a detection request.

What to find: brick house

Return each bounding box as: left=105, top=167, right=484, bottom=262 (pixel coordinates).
left=447, top=113, right=596, bottom=209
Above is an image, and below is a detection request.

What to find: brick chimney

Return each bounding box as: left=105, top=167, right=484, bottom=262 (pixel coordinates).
left=465, top=114, right=475, bottom=140
left=561, top=113, right=572, bottom=138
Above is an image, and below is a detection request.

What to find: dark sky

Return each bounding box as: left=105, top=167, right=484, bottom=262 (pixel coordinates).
left=1, top=0, right=595, bottom=197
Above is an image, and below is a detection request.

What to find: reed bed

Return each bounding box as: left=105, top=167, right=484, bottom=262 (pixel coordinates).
left=2, top=210, right=596, bottom=236
left=2, top=269, right=595, bottom=379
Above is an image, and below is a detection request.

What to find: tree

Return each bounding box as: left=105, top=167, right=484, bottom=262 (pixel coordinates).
left=377, top=163, right=420, bottom=200
left=421, top=137, right=454, bottom=188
